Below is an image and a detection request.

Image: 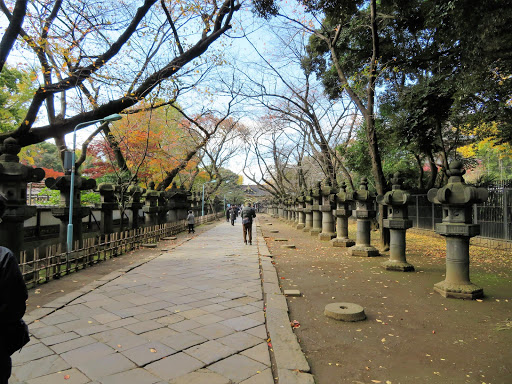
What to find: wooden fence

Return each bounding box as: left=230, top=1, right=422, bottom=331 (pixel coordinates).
left=19, top=213, right=219, bottom=288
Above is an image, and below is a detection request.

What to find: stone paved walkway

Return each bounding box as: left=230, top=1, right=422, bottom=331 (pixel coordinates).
left=10, top=218, right=310, bottom=384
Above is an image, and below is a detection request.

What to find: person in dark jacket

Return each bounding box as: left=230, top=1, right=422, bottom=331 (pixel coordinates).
left=0, top=194, right=29, bottom=384
left=241, top=203, right=257, bottom=245
left=230, top=207, right=236, bottom=226
left=187, top=210, right=195, bottom=233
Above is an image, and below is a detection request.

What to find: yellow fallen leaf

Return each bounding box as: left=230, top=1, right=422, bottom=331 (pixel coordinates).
left=381, top=338, right=386, bottom=343
left=371, top=380, right=381, bottom=383
left=150, top=348, right=157, bottom=353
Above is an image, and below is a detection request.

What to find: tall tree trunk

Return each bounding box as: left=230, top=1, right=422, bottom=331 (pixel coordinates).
left=0, top=0, right=27, bottom=72
left=426, top=153, right=438, bottom=190
left=414, top=153, right=424, bottom=190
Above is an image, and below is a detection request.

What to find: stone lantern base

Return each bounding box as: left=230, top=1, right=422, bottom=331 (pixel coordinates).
left=319, top=232, right=336, bottom=241
left=310, top=228, right=321, bottom=236
left=331, top=238, right=355, bottom=247
left=382, top=260, right=414, bottom=272
left=350, top=245, right=380, bottom=257
left=296, top=223, right=305, bottom=230
left=434, top=281, right=483, bottom=299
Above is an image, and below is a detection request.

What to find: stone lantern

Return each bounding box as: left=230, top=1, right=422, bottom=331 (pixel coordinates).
left=165, top=183, right=180, bottom=222
left=96, top=183, right=119, bottom=235
left=427, top=161, right=488, bottom=299
left=0, top=138, right=45, bottom=260
left=319, top=180, right=336, bottom=241
left=348, top=177, right=379, bottom=257
left=302, top=189, right=313, bottom=232
left=176, top=184, right=190, bottom=220
left=143, top=182, right=160, bottom=226
left=310, top=182, right=322, bottom=236
left=156, top=185, right=168, bottom=224
left=273, top=198, right=279, bottom=218
left=377, top=173, right=414, bottom=271
left=46, top=172, right=96, bottom=250
left=296, top=192, right=305, bottom=230
left=126, top=183, right=145, bottom=229
left=331, top=182, right=355, bottom=248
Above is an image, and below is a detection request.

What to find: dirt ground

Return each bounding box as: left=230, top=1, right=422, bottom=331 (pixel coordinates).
left=260, top=214, right=512, bottom=384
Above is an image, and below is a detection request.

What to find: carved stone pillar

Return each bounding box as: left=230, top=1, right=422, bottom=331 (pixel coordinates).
left=0, top=138, right=45, bottom=260
left=427, top=161, right=488, bottom=299
left=331, top=182, right=355, bottom=247
left=349, top=178, right=379, bottom=257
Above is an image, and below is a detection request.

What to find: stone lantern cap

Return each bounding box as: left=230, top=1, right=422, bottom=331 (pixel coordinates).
left=311, top=181, right=322, bottom=198
left=348, top=177, right=376, bottom=219
left=335, top=181, right=353, bottom=216
left=427, top=161, right=488, bottom=237
left=96, top=183, right=120, bottom=208
left=377, top=172, right=411, bottom=207
left=45, top=175, right=96, bottom=192
left=427, top=161, right=488, bottom=206
left=377, top=173, right=412, bottom=229
left=0, top=138, right=45, bottom=182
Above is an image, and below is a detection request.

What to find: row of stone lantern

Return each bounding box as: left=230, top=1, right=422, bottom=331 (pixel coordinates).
left=272, top=161, right=488, bottom=300
left=0, top=136, right=213, bottom=260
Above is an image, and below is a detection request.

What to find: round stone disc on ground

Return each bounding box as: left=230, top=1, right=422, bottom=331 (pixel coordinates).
left=274, top=238, right=288, bottom=242
left=141, top=243, right=157, bottom=248
left=282, top=244, right=296, bottom=249
left=162, top=236, right=177, bottom=240
left=324, top=303, right=366, bottom=322
left=270, top=230, right=279, bottom=233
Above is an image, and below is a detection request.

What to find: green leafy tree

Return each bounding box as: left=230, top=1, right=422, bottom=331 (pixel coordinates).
left=0, top=65, right=35, bottom=132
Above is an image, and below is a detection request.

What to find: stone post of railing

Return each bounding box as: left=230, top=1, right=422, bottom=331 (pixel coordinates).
left=427, top=161, right=488, bottom=299
left=126, top=184, right=145, bottom=229
left=0, top=138, right=45, bottom=260
left=310, top=182, right=322, bottom=237
left=303, top=189, right=313, bottom=232
left=143, top=182, right=159, bottom=226
left=348, top=177, right=380, bottom=257
left=46, top=174, right=96, bottom=250
left=377, top=173, right=414, bottom=271
left=296, top=192, right=305, bottom=230
left=319, top=180, right=336, bottom=241
left=96, top=183, right=119, bottom=235
left=331, top=182, right=355, bottom=248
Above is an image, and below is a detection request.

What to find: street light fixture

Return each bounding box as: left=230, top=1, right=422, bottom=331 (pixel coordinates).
left=67, top=114, right=123, bottom=252
left=224, top=191, right=233, bottom=212
left=201, top=179, right=217, bottom=217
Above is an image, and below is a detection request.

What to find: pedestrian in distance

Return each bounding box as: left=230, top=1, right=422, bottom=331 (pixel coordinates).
left=230, top=207, right=236, bottom=226
left=0, top=193, right=30, bottom=384
left=226, top=207, right=230, bottom=222
left=241, top=202, right=257, bottom=245
left=187, top=210, right=195, bottom=233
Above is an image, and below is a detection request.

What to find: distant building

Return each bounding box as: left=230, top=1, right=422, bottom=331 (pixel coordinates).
left=241, top=185, right=270, bottom=211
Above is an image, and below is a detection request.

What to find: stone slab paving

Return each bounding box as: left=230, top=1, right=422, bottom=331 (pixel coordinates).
left=11, top=218, right=312, bottom=383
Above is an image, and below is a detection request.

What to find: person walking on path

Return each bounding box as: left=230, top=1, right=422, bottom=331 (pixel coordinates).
left=230, top=206, right=236, bottom=226
left=0, top=194, right=30, bottom=384
left=241, top=202, right=257, bottom=245
left=186, top=210, right=195, bottom=233
left=226, top=207, right=230, bottom=222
